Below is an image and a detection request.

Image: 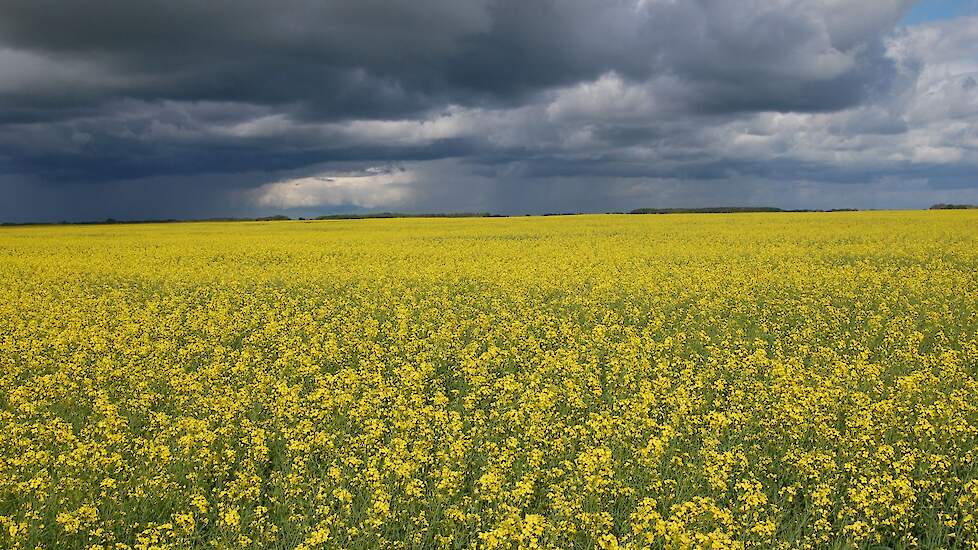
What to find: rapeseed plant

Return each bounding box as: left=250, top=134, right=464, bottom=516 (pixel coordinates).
left=0, top=212, right=976, bottom=548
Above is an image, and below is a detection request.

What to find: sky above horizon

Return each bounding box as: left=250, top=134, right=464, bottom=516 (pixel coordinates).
left=1, top=0, right=977, bottom=221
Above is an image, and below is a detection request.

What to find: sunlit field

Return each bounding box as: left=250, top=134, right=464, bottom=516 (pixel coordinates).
left=2, top=212, right=977, bottom=549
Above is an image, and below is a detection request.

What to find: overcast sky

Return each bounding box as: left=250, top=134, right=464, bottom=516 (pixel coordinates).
left=1, top=0, right=977, bottom=221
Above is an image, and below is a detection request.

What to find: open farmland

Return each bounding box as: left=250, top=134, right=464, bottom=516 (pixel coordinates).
left=1, top=211, right=978, bottom=549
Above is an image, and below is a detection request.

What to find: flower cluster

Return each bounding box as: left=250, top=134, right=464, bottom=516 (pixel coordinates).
left=1, top=211, right=977, bottom=548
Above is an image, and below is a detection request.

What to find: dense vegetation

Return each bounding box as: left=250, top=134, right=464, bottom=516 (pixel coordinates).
left=1, top=212, right=977, bottom=549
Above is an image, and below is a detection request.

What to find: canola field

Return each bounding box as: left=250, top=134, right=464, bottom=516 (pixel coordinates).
left=2, top=211, right=978, bottom=549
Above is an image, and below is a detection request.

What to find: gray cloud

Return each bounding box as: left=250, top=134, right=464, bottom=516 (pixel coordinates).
left=1, top=0, right=977, bottom=221
left=0, top=0, right=909, bottom=116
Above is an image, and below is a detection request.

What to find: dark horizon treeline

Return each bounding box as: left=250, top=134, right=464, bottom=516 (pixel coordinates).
left=3, top=204, right=975, bottom=227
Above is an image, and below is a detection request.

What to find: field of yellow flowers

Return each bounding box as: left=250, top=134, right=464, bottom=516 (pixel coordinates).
left=1, top=211, right=977, bottom=549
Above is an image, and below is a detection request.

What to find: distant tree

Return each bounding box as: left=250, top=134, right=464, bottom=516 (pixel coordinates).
left=629, top=207, right=783, bottom=214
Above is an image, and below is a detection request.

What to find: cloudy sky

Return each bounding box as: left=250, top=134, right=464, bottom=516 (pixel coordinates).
left=1, top=0, right=977, bottom=221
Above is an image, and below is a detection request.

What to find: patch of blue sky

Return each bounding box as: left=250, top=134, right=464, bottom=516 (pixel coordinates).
left=901, top=0, right=978, bottom=25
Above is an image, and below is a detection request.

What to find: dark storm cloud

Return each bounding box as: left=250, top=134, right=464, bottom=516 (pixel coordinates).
left=1, top=0, right=977, bottom=221
left=0, top=0, right=907, bottom=117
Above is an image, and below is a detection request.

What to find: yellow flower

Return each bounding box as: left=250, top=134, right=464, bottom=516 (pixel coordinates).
left=2, top=211, right=977, bottom=548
